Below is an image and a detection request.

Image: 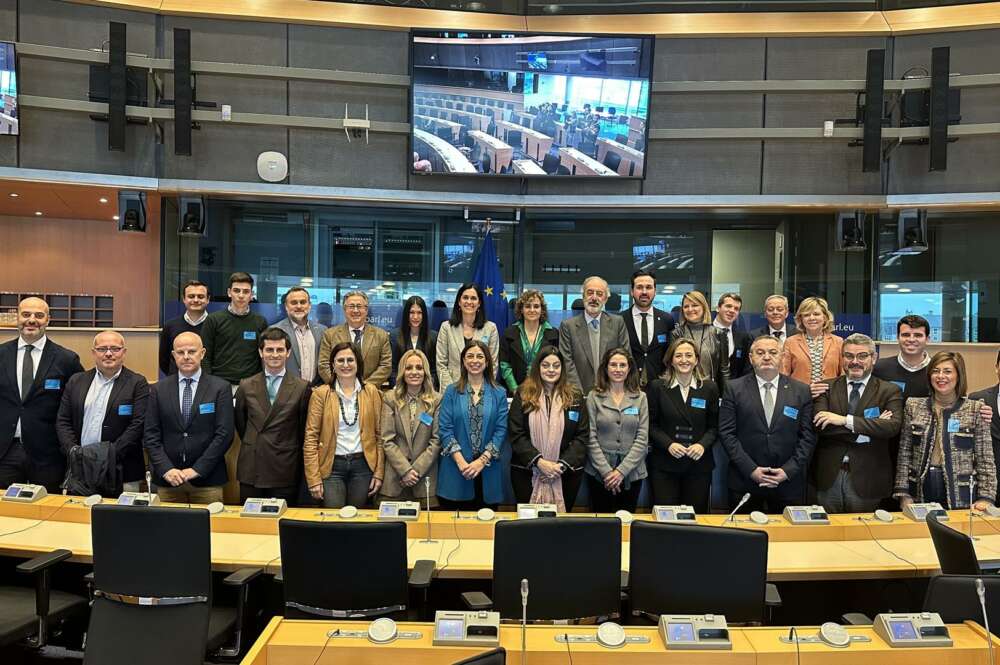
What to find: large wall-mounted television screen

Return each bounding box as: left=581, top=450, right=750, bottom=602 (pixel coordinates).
left=410, top=32, right=653, bottom=178
left=0, top=42, right=17, bottom=136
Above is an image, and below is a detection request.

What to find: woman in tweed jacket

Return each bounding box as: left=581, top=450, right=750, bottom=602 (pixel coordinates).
left=894, top=351, right=995, bottom=511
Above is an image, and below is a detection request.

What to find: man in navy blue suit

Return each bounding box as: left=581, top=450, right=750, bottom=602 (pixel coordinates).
left=719, top=335, right=816, bottom=513
left=0, top=297, right=84, bottom=492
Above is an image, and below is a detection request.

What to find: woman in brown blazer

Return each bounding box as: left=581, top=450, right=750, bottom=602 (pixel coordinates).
left=780, top=296, right=844, bottom=398
left=304, top=341, right=384, bottom=508
left=379, top=349, right=441, bottom=507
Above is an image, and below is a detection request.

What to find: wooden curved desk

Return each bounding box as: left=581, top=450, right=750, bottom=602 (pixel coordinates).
left=413, top=128, right=476, bottom=174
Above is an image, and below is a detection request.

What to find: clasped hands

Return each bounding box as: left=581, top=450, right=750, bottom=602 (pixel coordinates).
left=163, top=467, right=199, bottom=487
left=667, top=442, right=705, bottom=461
left=750, top=466, right=788, bottom=488
left=454, top=452, right=491, bottom=480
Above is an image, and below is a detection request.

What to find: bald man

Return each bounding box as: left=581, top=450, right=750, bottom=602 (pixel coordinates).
left=0, top=297, right=84, bottom=492
left=142, top=332, right=234, bottom=504
left=56, top=331, right=149, bottom=496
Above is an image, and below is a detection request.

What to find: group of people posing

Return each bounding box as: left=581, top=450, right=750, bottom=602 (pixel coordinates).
left=3, top=269, right=998, bottom=517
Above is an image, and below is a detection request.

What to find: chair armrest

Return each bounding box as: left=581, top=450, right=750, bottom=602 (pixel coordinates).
left=273, top=570, right=283, bottom=584
left=620, top=570, right=630, bottom=591
left=765, top=583, right=782, bottom=607
left=842, top=613, right=873, bottom=626
left=16, top=549, right=72, bottom=575
left=223, top=567, right=264, bottom=587
left=461, top=591, right=493, bottom=610
left=408, top=559, right=435, bottom=589
left=83, top=571, right=94, bottom=585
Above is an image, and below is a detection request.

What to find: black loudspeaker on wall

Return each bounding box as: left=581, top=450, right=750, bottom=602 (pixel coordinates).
left=929, top=46, right=950, bottom=171
left=108, top=22, right=126, bottom=152
left=117, top=191, right=147, bottom=233
left=174, top=28, right=193, bottom=156
left=178, top=197, right=206, bottom=237
left=862, top=49, right=885, bottom=173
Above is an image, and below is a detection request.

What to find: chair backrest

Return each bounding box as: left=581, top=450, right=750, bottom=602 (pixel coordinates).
left=924, top=574, right=1000, bottom=631
left=927, top=513, right=981, bottom=575
left=452, top=647, right=507, bottom=665
left=603, top=152, right=622, bottom=172
left=506, top=131, right=522, bottom=148
left=615, top=134, right=628, bottom=144
left=629, top=521, right=768, bottom=623
left=541, top=153, right=560, bottom=174
left=85, top=505, right=212, bottom=665
left=493, top=518, right=621, bottom=621
left=279, top=519, right=408, bottom=618
left=556, top=165, right=571, bottom=175
left=437, top=126, right=454, bottom=142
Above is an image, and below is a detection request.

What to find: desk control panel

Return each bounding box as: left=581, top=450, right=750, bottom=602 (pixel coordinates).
left=903, top=502, right=948, bottom=522
left=652, top=505, right=697, bottom=523
left=517, top=503, right=558, bottom=519
left=432, top=610, right=501, bottom=647
left=116, top=491, right=159, bottom=506
left=378, top=501, right=420, bottom=521
left=658, top=614, right=732, bottom=650
left=783, top=505, right=830, bottom=524
left=240, top=497, right=286, bottom=518
left=555, top=623, right=651, bottom=649
left=873, top=613, right=952, bottom=647
left=2, top=484, right=47, bottom=503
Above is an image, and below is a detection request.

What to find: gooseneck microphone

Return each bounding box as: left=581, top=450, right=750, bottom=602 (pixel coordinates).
left=727, top=493, right=751, bottom=523
left=977, top=578, right=995, bottom=665
left=423, top=475, right=435, bottom=543
left=521, top=578, right=529, bottom=665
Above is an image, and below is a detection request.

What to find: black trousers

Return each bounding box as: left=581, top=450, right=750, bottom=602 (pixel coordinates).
left=239, top=482, right=299, bottom=507
left=511, top=466, right=583, bottom=511
left=0, top=440, right=65, bottom=494
left=587, top=474, right=642, bottom=513
left=648, top=466, right=712, bottom=514
left=437, top=475, right=497, bottom=512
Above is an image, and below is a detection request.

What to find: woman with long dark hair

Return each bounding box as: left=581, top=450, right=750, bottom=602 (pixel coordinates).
left=436, top=283, right=499, bottom=390
left=390, top=295, right=437, bottom=388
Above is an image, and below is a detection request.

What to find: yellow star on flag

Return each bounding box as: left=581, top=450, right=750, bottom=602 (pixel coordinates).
left=484, top=286, right=494, bottom=296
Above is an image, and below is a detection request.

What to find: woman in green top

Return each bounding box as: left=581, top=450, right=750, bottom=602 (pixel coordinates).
left=499, top=289, right=560, bottom=395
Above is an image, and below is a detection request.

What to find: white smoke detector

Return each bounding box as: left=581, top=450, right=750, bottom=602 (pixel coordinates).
left=257, top=151, right=288, bottom=182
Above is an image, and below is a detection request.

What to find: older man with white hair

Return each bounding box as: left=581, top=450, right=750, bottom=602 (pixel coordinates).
left=559, top=276, right=629, bottom=395
left=56, top=330, right=149, bottom=495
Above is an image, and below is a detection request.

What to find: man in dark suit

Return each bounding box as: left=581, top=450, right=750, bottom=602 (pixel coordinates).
left=749, top=295, right=799, bottom=343
left=970, top=350, right=1000, bottom=503
left=271, top=286, right=326, bottom=385
left=719, top=335, right=816, bottom=512
left=234, top=328, right=311, bottom=505
left=56, top=330, right=149, bottom=495
left=621, top=269, right=675, bottom=387
left=713, top=292, right=751, bottom=380
left=143, top=332, right=234, bottom=504
left=559, top=276, right=629, bottom=395
left=158, top=280, right=209, bottom=377
left=813, top=333, right=903, bottom=513
left=0, top=297, right=84, bottom=492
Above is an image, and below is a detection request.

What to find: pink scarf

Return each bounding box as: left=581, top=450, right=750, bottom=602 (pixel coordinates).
left=528, top=393, right=566, bottom=511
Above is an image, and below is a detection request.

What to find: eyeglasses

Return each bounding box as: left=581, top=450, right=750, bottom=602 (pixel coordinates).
left=842, top=352, right=873, bottom=362
left=334, top=357, right=357, bottom=365
left=345, top=304, right=366, bottom=311
left=94, top=346, right=124, bottom=354
left=752, top=349, right=780, bottom=358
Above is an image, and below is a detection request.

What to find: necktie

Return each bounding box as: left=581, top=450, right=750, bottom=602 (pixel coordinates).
left=763, top=382, right=775, bottom=427
left=20, top=344, right=34, bottom=401
left=773, top=330, right=783, bottom=339
left=590, top=319, right=599, bottom=330
left=266, top=375, right=279, bottom=404
left=848, top=381, right=862, bottom=414
left=353, top=329, right=362, bottom=346
left=181, top=378, right=193, bottom=422
left=640, top=313, right=649, bottom=348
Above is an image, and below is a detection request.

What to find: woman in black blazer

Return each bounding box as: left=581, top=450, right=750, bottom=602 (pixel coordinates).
left=499, top=289, right=560, bottom=395
left=390, top=295, right=437, bottom=388
left=646, top=337, right=719, bottom=513
left=508, top=345, right=589, bottom=511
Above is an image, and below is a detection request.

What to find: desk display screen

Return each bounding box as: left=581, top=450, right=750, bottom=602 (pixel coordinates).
left=889, top=620, right=918, bottom=641
left=244, top=501, right=261, bottom=513
left=437, top=619, right=465, bottom=640
left=379, top=504, right=396, bottom=517
left=667, top=623, right=695, bottom=642
left=411, top=31, right=652, bottom=178
left=5, top=486, right=18, bottom=497
left=790, top=509, right=807, bottom=521
left=656, top=508, right=675, bottom=521
left=118, top=495, right=134, bottom=505
left=912, top=507, right=927, bottom=519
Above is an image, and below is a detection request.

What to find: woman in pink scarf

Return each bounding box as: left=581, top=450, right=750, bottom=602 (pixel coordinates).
left=508, top=346, right=589, bottom=511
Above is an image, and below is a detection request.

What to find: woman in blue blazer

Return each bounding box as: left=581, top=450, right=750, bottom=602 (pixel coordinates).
left=437, top=339, right=509, bottom=510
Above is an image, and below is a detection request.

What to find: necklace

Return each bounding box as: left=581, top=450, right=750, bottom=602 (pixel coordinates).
left=337, top=392, right=359, bottom=427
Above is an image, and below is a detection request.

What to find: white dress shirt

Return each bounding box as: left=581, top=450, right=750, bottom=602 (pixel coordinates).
left=15, top=335, right=47, bottom=438
left=713, top=320, right=735, bottom=357
left=843, top=374, right=871, bottom=444
left=755, top=373, right=778, bottom=424
left=184, top=311, right=208, bottom=326
left=632, top=306, right=654, bottom=345
left=334, top=378, right=363, bottom=455
left=177, top=368, right=202, bottom=412
left=669, top=376, right=701, bottom=403
left=81, top=368, right=122, bottom=446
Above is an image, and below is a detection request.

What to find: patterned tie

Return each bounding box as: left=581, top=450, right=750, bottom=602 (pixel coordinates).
left=353, top=329, right=363, bottom=346
left=21, top=344, right=34, bottom=401
left=640, top=313, right=649, bottom=348
left=267, top=375, right=279, bottom=405
left=763, top=382, right=775, bottom=427
left=848, top=381, right=862, bottom=414
left=773, top=330, right=783, bottom=339
left=181, top=378, right=193, bottom=422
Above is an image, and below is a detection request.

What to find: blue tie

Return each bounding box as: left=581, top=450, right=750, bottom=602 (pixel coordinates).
left=267, top=375, right=279, bottom=404
left=181, top=378, right=193, bottom=422
left=590, top=319, right=599, bottom=330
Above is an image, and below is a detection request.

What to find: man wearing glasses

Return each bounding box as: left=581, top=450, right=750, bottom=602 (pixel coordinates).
left=812, top=333, right=903, bottom=513
left=56, top=330, right=149, bottom=495
left=317, top=291, right=392, bottom=387
left=201, top=271, right=268, bottom=389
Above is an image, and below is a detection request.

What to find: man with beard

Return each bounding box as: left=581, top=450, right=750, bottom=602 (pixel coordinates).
left=559, top=276, right=629, bottom=395
left=620, top=269, right=674, bottom=388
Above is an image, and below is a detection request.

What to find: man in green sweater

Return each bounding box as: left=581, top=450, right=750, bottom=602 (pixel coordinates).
left=202, top=272, right=269, bottom=388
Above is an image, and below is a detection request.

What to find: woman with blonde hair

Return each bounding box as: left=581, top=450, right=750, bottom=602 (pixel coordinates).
left=379, top=349, right=441, bottom=506
left=672, top=290, right=729, bottom=389
left=780, top=296, right=844, bottom=397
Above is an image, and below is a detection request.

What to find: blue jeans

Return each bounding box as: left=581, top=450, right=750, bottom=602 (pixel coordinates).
left=322, top=453, right=373, bottom=509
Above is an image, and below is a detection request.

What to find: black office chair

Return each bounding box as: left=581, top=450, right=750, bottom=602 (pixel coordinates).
left=608, top=107, right=616, bottom=118
left=0, top=550, right=87, bottom=650
left=556, top=165, right=571, bottom=175
left=453, top=647, right=507, bottom=664
left=927, top=512, right=981, bottom=575
left=924, top=574, right=1000, bottom=629
left=278, top=519, right=434, bottom=620
left=579, top=139, right=596, bottom=156
left=461, top=518, right=621, bottom=621
left=436, top=126, right=455, bottom=143
left=542, top=153, right=561, bottom=175
left=602, top=152, right=622, bottom=173
left=84, top=505, right=261, bottom=665
left=627, top=521, right=780, bottom=624
left=615, top=133, right=628, bottom=145
left=506, top=130, right=522, bottom=151
left=595, top=106, right=605, bottom=113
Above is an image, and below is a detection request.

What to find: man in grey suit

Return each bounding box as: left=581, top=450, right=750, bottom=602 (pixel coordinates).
left=559, top=275, right=629, bottom=395
left=271, top=286, right=326, bottom=385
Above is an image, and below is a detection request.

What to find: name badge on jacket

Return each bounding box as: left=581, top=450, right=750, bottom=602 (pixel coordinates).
left=568, top=410, right=580, bottom=422
left=735, top=349, right=743, bottom=359
left=657, top=333, right=667, bottom=344
left=44, top=379, right=61, bottom=390
left=118, top=404, right=133, bottom=416
left=199, top=403, right=216, bottom=415
left=243, top=331, right=257, bottom=341
left=690, top=398, right=707, bottom=409
left=783, top=406, right=799, bottom=419
left=891, top=380, right=906, bottom=392
left=419, top=412, right=434, bottom=427
left=948, top=418, right=961, bottom=433
left=863, top=407, right=881, bottom=418
left=623, top=406, right=639, bottom=416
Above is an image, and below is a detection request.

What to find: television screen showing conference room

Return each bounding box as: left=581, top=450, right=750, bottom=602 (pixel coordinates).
left=410, top=32, right=652, bottom=177
left=0, top=42, right=17, bottom=136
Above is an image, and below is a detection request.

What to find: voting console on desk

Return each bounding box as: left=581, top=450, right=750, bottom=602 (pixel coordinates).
left=117, top=491, right=159, bottom=506
left=783, top=505, right=830, bottom=524
left=1, top=483, right=47, bottom=503
left=378, top=501, right=420, bottom=521
left=652, top=505, right=696, bottom=522
left=241, top=497, right=287, bottom=518
left=873, top=613, right=952, bottom=647
left=433, top=610, right=501, bottom=647
left=658, top=614, right=731, bottom=650
left=516, top=503, right=557, bottom=519
left=903, top=502, right=948, bottom=522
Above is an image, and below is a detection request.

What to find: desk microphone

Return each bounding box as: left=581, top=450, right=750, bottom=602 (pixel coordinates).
left=145, top=470, right=154, bottom=505
left=521, top=578, right=529, bottom=665
left=977, top=578, right=995, bottom=665
left=422, top=476, right=435, bottom=543
left=727, top=493, right=751, bottom=523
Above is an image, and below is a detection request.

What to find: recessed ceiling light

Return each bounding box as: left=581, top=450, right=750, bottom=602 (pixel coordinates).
left=34, top=211, right=43, bottom=216
left=897, top=288, right=913, bottom=293
left=446, top=288, right=457, bottom=292
left=112, top=215, right=120, bottom=221
left=99, top=197, right=109, bottom=204
left=8, top=192, right=18, bottom=198
left=883, top=283, right=899, bottom=289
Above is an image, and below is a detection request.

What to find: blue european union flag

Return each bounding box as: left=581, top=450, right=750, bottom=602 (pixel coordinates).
left=471, top=229, right=511, bottom=333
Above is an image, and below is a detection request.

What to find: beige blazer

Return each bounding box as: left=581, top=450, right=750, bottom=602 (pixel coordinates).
left=780, top=333, right=844, bottom=384
left=303, top=383, right=384, bottom=490
left=317, top=323, right=393, bottom=387
left=380, top=393, right=442, bottom=499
